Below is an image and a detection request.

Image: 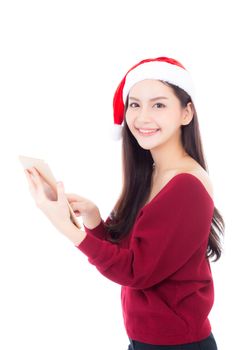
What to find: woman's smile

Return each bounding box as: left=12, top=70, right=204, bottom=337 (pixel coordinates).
left=137, top=128, right=161, bottom=136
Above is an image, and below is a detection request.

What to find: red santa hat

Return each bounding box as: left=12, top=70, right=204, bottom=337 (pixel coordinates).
left=111, top=56, right=196, bottom=141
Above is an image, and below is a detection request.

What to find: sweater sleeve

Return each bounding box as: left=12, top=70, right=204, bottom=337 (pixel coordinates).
left=83, top=218, right=109, bottom=239
left=76, top=175, right=214, bottom=289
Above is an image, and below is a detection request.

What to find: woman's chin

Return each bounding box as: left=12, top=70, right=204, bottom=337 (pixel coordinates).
left=137, top=140, right=160, bottom=150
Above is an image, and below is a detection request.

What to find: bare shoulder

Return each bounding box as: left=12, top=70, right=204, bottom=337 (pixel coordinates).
left=185, top=170, right=214, bottom=199
left=149, top=158, right=214, bottom=206
left=174, top=161, right=214, bottom=200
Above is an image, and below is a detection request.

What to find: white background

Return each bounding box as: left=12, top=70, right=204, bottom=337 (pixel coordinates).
left=0, top=1, right=232, bottom=349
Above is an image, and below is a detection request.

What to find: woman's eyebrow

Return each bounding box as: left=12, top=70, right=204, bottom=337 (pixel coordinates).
left=128, top=96, right=168, bottom=101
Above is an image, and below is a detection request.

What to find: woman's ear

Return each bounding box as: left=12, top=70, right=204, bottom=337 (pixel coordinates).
left=182, top=102, right=194, bottom=126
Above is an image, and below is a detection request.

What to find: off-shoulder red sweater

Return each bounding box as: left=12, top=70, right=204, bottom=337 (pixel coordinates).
left=75, top=173, right=215, bottom=346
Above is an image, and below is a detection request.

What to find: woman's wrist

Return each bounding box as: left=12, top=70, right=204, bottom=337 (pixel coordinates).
left=62, top=222, right=87, bottom=246
left=82, top=207, right=102, bottom=229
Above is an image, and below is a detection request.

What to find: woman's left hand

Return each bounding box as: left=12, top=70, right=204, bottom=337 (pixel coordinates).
left=24, top=167, right=72, bottom=234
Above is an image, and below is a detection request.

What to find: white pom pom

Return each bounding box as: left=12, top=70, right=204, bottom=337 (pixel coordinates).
left=109, top=123, right=123, bottom=141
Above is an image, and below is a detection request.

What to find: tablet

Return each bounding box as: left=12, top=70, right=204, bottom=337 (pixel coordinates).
left=18, top=155, right=81, bottom=229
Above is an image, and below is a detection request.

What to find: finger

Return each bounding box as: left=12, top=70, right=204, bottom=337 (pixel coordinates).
left=57, top=181, right=66, bottom=201
left=69, top=202, right=80, bottom=212
left=65, top=193, right=78, bottom=199
left=68, top=201, right=81, bottom=215
left=25, top=168, right=36, bottom=184
left=24, top=169, right=36, bottom=194
left=29, top=167, right=47, bottom=199
left=65, top=193, right=85, bottom=202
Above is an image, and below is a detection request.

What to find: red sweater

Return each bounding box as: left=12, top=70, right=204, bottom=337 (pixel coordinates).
left=76, top=173, right=215, bottom=345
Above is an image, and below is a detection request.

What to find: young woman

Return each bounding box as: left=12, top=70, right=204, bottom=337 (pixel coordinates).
left=24, top=57, right=224, bottom=350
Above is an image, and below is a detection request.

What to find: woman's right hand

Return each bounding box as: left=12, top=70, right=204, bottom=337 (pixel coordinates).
left=65, top=193, right=102, bottom=229
left=65, top=193, right=98, bottom=218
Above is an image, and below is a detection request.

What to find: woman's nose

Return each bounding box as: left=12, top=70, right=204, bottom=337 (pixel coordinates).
left=137, top=106, right=153, bottom=121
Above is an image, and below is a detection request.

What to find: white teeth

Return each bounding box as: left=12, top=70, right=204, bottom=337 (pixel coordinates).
left=139, top=129, right=159, bottom=133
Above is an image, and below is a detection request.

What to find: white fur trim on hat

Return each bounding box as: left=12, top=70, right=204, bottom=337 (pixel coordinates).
left=123, top=61, right=196, bottom=103
left=110, top=123, right=123, bottom=141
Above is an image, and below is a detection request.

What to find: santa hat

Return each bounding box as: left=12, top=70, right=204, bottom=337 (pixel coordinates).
left=111, top=57, right=196, bottom=141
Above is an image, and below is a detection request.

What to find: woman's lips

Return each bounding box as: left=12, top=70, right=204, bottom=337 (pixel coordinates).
left=137, top=128, right=161, bottom=136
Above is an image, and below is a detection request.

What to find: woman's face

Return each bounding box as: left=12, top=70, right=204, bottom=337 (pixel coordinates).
left=125, top=79, right=192, bottom=150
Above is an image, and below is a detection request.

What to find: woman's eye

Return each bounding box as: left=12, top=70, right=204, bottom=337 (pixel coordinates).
left=129, top=102, right=165, bottom=108
left=154, top=103, right=165, bottom=108
left=129, top=102, right=139, bottom=108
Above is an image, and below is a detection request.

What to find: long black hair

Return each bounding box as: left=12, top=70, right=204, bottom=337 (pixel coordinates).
left=104, top=81, right=225, bottom=262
